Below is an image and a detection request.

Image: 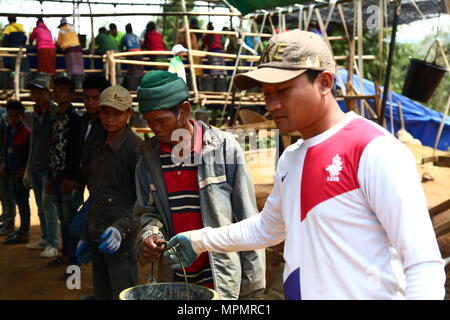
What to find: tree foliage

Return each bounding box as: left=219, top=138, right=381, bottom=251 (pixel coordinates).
left=330, top=26, right=449, bottom=113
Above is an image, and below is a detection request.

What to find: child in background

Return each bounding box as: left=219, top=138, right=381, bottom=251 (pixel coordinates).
left=2, top=100, right=31, bottom=245
left=168, top=44, right=188, bottom=83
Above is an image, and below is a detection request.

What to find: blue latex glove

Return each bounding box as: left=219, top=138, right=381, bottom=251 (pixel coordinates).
left=75, top=240, right=91, bottom=265
left=163, top=234, right=198, bottom=270
left=99, top=226, right=122, bottom=254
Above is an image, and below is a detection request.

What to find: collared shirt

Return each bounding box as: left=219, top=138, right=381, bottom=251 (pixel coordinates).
left=87, top=126, right=142, bottom=241
left=48, top=105, right=82, bottom=181
left=159, top=120, right=213, bottom=288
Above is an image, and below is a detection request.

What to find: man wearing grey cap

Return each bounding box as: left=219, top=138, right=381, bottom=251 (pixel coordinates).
left=76, top=85, right=142, bottom=300
left=164, top=29, right=445, bottom=300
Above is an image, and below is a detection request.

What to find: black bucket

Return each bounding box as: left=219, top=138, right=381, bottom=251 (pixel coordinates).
left=402, top=58, right=447, bottom=103
left=402, top=41, right=448, bottom=103
left=119, top=283, right=219, bottom=300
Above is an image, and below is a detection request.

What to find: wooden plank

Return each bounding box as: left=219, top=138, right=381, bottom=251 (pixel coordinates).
left=434, top=219, right=450, bottom=238
left=434, top=161, right=450, bottom=168
left=422, top=156, right=439, bottom=164
left=429, top=199, right=450, bottom=218
left=222, top=120, right=276, bottom=131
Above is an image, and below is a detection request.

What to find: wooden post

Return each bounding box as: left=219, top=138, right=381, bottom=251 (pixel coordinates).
left=181, top=0, right=199, bottom=103
left=374, top=81, right=383, bottom=124
left=345, top=36, right=357, bottom=113
left=14, top=48, right=24, bottom=101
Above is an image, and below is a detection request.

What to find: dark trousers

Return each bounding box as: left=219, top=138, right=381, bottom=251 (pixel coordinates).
left=5, top=174, right=30, bottom=236
left=0, top=174, right=16, bottom=231
left=91, top=239, right=138, bottom=300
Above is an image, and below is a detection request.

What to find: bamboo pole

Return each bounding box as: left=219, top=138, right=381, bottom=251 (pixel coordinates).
left=397, top=99, right=405, bottom=130
left=337, top=3, right=350, bottom=46
left=389, top=84, right=394, bottom=135
left=374, top=81, right=383, bottom=123
left=189, top=29, right=272, bottom=38
left=314, top=9, right=333, bottom=54
left=219, top=18, right=246, bottom=125
left=107, top=50, right=117, bottom=85
left=111, top=59, right=256, bottom=71
left=112, top=49, right=260, bottom=61
left=87, top=0, right=95, bottom=70
left=0, top=12, right=241, bottom=18
left=181, top=0, right=199, bottom=102
left=14, top=48, right=23, bottom=101
left=324, top=0, right=337, bottom=31
left=357, top=0, right=365, bottom=116
left=433, top=95, right=450, bottom=156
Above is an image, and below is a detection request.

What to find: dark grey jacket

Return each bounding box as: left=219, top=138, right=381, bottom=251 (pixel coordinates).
left=133, top=121, right=266, bottom=300
left=27, top=101, right=57, bottom=172
left=84, top=126, right=142, bottom=242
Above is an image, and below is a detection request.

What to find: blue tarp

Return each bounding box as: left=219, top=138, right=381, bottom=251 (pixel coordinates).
left=335, top=69, right=450, bottom=151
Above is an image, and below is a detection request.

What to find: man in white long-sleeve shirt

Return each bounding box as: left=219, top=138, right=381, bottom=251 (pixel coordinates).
left=164, top=29, right=446, bottom=300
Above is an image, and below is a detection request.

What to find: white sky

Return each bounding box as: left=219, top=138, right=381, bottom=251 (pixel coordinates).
left=0, top=0, right=448, bottom=45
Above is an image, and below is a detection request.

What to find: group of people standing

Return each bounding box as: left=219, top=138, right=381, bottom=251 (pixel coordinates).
left=2, top=16, right=84, bottom=78
left=0, top=66, right=266, bottom=300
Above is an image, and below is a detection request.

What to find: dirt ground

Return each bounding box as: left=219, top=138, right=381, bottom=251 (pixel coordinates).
left=0, top=142, right=448, bottom=300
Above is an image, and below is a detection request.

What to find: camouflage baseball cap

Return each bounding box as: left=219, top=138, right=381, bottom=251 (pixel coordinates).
left=234, top=29, right=336, bottom=90
left=99, top=85, right=132, bottom=111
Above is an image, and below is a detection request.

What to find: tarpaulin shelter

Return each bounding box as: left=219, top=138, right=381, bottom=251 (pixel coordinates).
left=337, top=68, right=450, bottom=151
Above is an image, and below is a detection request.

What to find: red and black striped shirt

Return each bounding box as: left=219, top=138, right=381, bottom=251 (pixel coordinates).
left=160, top=120, right=213, bottom=289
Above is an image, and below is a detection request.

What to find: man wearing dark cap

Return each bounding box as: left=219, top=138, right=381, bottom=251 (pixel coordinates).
left=76, top=85, right=141, bottom=300
left=24, top=78, right=58, bottom=255
left=164, top=29, right=445, bottom=299
left=133, top=70, right=265, bottom=300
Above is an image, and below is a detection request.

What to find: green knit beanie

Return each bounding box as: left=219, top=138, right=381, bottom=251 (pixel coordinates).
left=137, top=70, right=189, bottom=113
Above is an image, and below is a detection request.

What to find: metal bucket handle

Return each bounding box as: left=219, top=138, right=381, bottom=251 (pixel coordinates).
left=424, top=40, right=440, bottom=65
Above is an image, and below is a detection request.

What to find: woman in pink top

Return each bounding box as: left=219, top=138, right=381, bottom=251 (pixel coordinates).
left=29, top=18, right=56, bottom=74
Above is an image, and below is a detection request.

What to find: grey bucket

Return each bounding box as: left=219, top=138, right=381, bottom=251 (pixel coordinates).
left=119, top=282, right=219, bottom=300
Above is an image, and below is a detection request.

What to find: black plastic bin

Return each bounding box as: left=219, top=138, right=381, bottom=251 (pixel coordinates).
left=402, top=58, right=448, bottom=103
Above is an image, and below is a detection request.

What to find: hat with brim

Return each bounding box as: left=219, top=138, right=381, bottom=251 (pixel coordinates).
left=234, top=68, right=307, bottom=91
left=28, top=78, right=49, bottom=90
left=234, top=29, right=336, bottom=91
left=99, top=85, right=132, bottom=111
left=58, top=18, right=68, bottom=28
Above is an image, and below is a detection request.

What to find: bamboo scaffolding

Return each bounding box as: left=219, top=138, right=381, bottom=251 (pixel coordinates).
left=0, top=11, right=241, bottom=18
left=181, top=0, right=199, bottom=102
left=14, top=48, right=23, bottom=101
left=3, top=0, right=383, bottom=116
left=188, top=29, right=272, bottom=38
